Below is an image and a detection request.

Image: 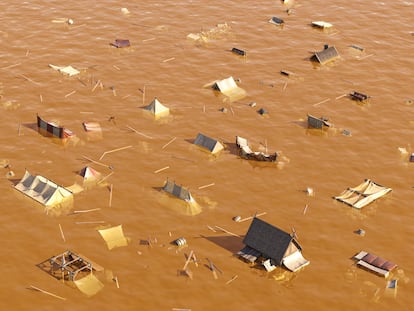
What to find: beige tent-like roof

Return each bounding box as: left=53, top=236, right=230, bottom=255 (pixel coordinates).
left=143, top=97, right=170, bottom=118
left=211, top=76, right=246, bottom=101
left=98, top=225, right=129, bottom=250
left=14, top=170, right=73, bottom=208
left=334, top=179, right=392, bottom=209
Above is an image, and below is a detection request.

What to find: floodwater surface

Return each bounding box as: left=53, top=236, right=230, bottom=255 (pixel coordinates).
left=0, top=1, right=413, bottom=310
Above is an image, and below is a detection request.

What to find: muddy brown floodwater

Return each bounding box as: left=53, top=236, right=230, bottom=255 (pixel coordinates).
left=0, top=1, right=413, bottom=310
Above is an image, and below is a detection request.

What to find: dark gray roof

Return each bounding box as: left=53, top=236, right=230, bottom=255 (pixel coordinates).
left=162, top=179, right=192, bottom=201
left=242, top=218, right=297, bottom=265
left=313, top=46, right=339, bottom=64
left=194, top=133, right=219, bottom=152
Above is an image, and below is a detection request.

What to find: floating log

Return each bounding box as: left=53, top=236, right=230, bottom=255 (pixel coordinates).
left=154, top=166, right=169, bottom=174
left=99, top=145, right=132, bottom=160
left=162, top=137, right=176, bottom=149
left=28, top=285, right=66, bottom=301
left=198, top=183, right=215, bottom=190
left=58, top=224, right=66, bottom=242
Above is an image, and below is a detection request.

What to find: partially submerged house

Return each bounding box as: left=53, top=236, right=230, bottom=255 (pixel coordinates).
left=311, top=45, right=339, bottom=65
left=307, top=114, right=332, bottom=129
left=210, top=76, right=246, bottom=101
left=143, top=97, right=170, bottom=118
left=37, top=114, right=75, bottom=139
left=14, top=169, right=73, bottom=210
left=353, top=251, right=398, bottom=278
left=236, top=136, right=278, bottom=162
left=194, top=133, right=224, bottom=155
left=334, top=179, right=392, bottom=209
left=238, top=218, right=310, bottom=272
left=162, top=179, right=194, bottom=203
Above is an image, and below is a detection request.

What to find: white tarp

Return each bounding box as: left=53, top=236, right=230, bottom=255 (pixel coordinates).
left=15, top=170, right=73, bottom=207
left=282, top=250, right=310, bottom=272
left=49, top=64, right=80, bottom=76
left=334, top=179, right=392, bottom=209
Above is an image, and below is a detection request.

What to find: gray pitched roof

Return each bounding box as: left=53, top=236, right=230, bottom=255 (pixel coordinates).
left=313, top=46, right=339, bottom=65
left=242, top=218, right=298, bottom=265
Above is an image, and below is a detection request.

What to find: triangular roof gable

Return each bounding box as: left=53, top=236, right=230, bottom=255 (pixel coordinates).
left=79, top=166, right=101, bottom=179
left=213, top=76, right=238, bottom=92
left=243, top=218, right=296, bottom=265
left=144, top=98, right=169, bottom=116
left=194, top=133, right=224, bottom=154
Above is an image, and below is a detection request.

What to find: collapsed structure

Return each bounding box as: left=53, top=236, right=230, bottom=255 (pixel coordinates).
left=353, top=250, right=398, bottom=277
left=238, top=218, right=310, bottom=272
left=334, top=179, right=392, bottom=209
left=38, top=250, right=104, bottom=296
left=236, top=136, right=277, bottom=162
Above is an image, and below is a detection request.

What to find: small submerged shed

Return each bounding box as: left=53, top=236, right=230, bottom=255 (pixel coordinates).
left=143, top=97, right=170, bottom=118
left=162, top=179, right=194, bottom=203
left=238, top=218, right=310, bottom=272
left=194, top=133, right=224, bottom=154
left=307, top=114, right=332, bottom=129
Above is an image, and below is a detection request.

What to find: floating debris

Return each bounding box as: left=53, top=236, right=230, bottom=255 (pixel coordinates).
left=354, top=229, right=366, bottom=236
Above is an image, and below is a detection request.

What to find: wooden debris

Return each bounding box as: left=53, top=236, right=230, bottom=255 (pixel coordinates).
left=58, top=224, right=66, bottom=242
left=109, top=184, right=113, bottom=207
left=113, top=276, right=120, bottom=288
left=207, top=225, right=216, bottom=232
left=75, top=221, right=105, bottom=225
left=28, top=285, right=66, bottom=301
left=206, top=258, right=222, bottom=279
left=154, top=166, right=169, bottom=174
left=313, top=98, right=330, bottom=107
left=97, top=172, right=115, bottom=184
left=71, top=208, right=101, bottom=214
left=99, top=145, right=132, bottom=160
left=335, top=93, right=347, bottom=100
left=238, top=212, right=267, bottom=223
left=92, top=79, right=101, bottom=92
left=65, top=90, right=76, bottom=98
left=82, top=155, right=112, bottom=169
left=215, top=226, right=241, bottom=238
left=162, top=57, right=175, bottom=63
left=126, top=125, right=153, bottom=139
left=303, top=204, right=309, bottom=215
left=226, top=275, right=238, bottom=285
left=198, top=182, right=215, bottom=190
left=18, top=74, right=40, bottom=85
left=162, top=137, right=176, bottom=149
